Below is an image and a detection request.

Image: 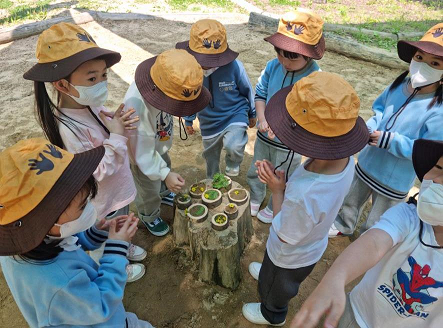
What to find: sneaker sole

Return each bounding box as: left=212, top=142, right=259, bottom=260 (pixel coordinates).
left=248, top=264, right=260, bottom=281
left=242, top=305, right=285, bottom=326
left=256, top=213, right=273, bottom=224
left=127, top=264, right=146, bottom=283
left=141, top=220, right=170, bottom=237
left=225, top=171, right=239, bottom=177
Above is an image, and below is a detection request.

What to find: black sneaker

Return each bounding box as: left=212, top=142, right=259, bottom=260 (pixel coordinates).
left=143, top=217, right=170, bottom=237
left=161, top=192, right=176, bottom=206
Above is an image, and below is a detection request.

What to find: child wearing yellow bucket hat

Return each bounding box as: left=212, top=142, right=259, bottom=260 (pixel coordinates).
left=329, top=23, right=443, bottom=238
left=175, top=19, right=256, bottom=178
left=246, top=8, right=325, bottom=223
left=0, top=139, right=153, bottom=327
left=242, top=71, right=369, bottom=326
left=123, top=49, right=211, bottom=236
left=23, top=22, right=147, bottom=282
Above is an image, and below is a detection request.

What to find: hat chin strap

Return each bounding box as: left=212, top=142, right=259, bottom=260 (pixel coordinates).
left=274, top=150, right=295, bottom=182
left=179, top=117, right=188, bottom=141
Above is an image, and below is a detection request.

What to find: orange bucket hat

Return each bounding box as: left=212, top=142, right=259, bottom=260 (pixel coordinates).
left=135, top=49, right=211, bottom=116
left=264, top=8, right=325, bottom=60
left=398, top=23, right=443, bottom=63
left=23, top=22, right=121, bottom=82
left=265, top=71, right=369, bottom=160
left=176, top=19, right=239, bottom=68
left=0, top=139, right=104, bottom=255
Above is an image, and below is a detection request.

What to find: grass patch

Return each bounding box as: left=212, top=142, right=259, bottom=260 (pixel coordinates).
left=332, top=29, right=398, bottom=51
left=0, top=0, right=12, bottom=10
left=167, top=0, right=233, bottom=10
left=0, top=0, right=51, bottom=25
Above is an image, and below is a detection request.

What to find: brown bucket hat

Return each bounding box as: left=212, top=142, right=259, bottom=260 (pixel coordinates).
left=0, top=138, right=104, bottom=256
left=264, top=9, right=325, bottom=60
left=23, top=22, right=121, bottom=82
left=413, top=139, right=443, bottom=182
left=398, top=23, right=443, bottom=63
left=176, top=19, right=238, bottom=68
left=265, top=71, right=369, bottom=160
left=135, top=49, right=211, bottom=117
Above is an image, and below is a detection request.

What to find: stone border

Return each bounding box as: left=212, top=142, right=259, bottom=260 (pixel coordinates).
left=248, top=12, right=408, bottom=70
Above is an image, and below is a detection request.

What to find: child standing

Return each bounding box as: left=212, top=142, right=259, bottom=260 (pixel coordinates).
left=329, top=23, right=443, bottom=237
left=246, top=9, right=325, bottom=223
left=176, top=19, right=256, bottom=178
left=0, top=139, right=152, bottom=327
left=242, top=72, right=369, bottom=326
left=292, top=139, right=443, bottom=328
left=124, top=49, right=211, bottom=236
left=23, top=22, right=147, bottom=282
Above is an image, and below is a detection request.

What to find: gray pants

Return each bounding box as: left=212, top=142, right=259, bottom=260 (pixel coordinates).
left=258, top=251, right=316, bottom=324
left=337, top=294, right=360, bottom=328
left=126, top=312, right=154, bottom=328
left=334, top=173, right=403, bottom=235
left=247, top=136, right=301, bottom=211
left=131, top=152, right=171, bottom=224
left=202, top=125, right=248, bottom=178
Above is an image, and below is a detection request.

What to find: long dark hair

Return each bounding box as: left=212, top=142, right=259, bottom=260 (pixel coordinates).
left=16, top=175, right=98, bottom=263
left=274, top=46, right=310, bottom=61
left=34, top=81, right=87, bottom=149
left=389, top=70, right=442, bottom=109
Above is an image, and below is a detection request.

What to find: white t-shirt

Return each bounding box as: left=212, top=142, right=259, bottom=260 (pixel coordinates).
left=266, top=157, right=355, bottom=269
left=351, top=203, right=443, bottom=328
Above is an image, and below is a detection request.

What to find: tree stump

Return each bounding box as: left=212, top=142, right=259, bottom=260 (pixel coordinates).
left=173, top=179, right=253, bottom=289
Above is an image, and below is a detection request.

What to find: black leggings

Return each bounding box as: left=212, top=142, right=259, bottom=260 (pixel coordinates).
left=258, top=251, right=316, bottom=324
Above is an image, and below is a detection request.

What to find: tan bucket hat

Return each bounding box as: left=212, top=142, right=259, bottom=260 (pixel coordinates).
left=265, top=71, right=369, bottom=160
left=264, top=9, right=325, bottom=60
left=135, top=49, right=211, bottom=116
left=0, top=138, right=104, bottom=255
left=398, top=23, right=443, bottom=63
left=176, top=19, right=239, bottom=68
left=23, top=22, right=121, bottom=82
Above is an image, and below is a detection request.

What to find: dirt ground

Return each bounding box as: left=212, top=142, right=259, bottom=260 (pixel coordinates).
left=0, top=13, right=404, bottom=327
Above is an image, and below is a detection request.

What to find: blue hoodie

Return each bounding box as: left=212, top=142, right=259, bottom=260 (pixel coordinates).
left=255, top=58, right=320, bottom=148
left=0, top=226, right=131, bottom=328
left=184, top=59, right=255, bottom=137
left=357, top=79, right=443, bottom=197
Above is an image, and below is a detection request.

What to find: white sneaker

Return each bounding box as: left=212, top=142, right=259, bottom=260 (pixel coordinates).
left=250, top=202, right=260, bottom=216
left=328, top=223, right=344, bottom=238
left=225, top=165, right=240, bottom=177
left=126, top=263, right=145, bottom=283
left=242, top=303, right=285, bottom=326
left=127, top=243, right=147, bottom=262
left=257, top=207, right=273, bottom=224
left=248, top=262, right=261, bottom=281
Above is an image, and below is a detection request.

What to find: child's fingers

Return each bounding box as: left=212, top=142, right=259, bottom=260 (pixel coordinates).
left=177, top=175, right=185, bottom=183
left=109, top=219, right=117, bottom=235
left=120, top=108, right=136, bottom=120
left=100, top=111, right=114, bottom=118
left=276, top=170, right=286, bottom=180
left=122, top=117, right=140, bottom=125
left=114, top=103, right=125, bottom=117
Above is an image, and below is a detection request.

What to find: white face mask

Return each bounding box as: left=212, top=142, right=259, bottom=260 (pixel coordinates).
left=420, top=179, right=433, bottom=193
left=409, top=59, right=443, bottom=89
left=417, top=182, right=443, bottom=226
left=68, top=80, right=108, bottom=107
left=54, top=201, right=97, bottom=238
left=203, top=67, right=219, bottom=77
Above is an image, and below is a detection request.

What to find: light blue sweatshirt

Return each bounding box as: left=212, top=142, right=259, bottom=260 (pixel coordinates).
left=255, top=58, right=320, bottom=147
left=357, top=79, right=443, bottom=196
left=0, top=226, right=130, bottom=328
left=184, top=59, right=255, bottom=137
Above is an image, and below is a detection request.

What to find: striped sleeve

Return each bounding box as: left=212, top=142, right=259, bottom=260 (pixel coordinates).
left=103, top=240, right=129, bottom=257
left=376, top=131, right=394, bottom=149
left=85, top=225, right=108, bottom=245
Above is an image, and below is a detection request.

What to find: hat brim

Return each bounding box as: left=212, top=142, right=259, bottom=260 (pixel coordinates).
left=264, top=33, right=326, bottom=60
left=265, top=85, right=369, bottom=160
left=397, top=40, right=443, bottom=63
left=23, top=47, right=122, bottom=82
left=412, top=139, right=443, bottom=182
left=0, top=146, right=105, bottom=256
left=135, top=56, right=211, bottom=116
left=175, top=41, right=239, bottom=68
